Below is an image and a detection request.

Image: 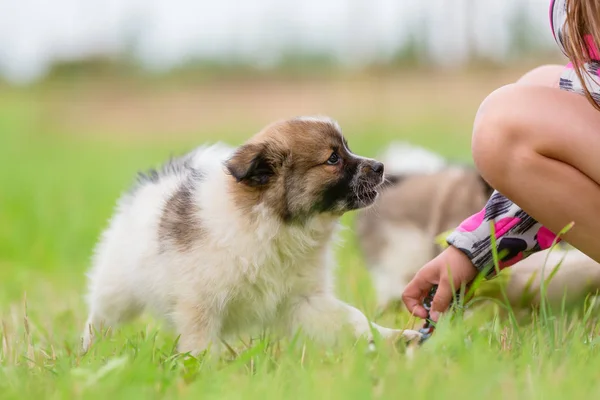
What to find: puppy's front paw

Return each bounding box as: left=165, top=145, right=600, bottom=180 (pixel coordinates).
left=399, top=329, right=422, bottom=342
left=367, top=328, right=423, bottom=353
left=376, top=326, right=422, bottom=342
left=379, top=328, right=423, bottom=343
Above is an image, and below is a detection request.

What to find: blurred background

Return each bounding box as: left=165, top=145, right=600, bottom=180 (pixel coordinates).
left=0, top=0, right=559, bottom=83
left=0, top=0, right=566, bottom=308
left=0, top=0, right=564, bottom=141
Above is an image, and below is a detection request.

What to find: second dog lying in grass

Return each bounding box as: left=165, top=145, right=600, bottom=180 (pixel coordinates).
left=356, top=142, right=600, bottom=315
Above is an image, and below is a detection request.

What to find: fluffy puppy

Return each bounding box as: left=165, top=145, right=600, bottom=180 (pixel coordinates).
left=82, top=117, right=421, bottom=354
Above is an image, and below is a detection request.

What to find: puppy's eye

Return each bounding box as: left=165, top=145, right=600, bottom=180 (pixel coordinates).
left=326, top=152, right=340, bottom=165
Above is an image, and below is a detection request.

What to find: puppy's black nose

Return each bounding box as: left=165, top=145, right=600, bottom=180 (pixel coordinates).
left=371, top=162, right=384, bottom=175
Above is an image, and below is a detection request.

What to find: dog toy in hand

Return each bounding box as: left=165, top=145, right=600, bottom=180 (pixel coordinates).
left=418, top=285, right=462, bottom=344
left=418, top=285, right=438, bottom=344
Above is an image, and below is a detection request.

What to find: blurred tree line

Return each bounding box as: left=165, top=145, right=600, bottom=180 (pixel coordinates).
left=10, top=1, right=562, bottom=86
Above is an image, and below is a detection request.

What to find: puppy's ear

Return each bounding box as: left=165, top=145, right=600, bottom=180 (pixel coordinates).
left=226, top=143, right=278, bottom=187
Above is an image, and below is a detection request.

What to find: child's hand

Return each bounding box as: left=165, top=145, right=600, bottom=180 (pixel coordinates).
left=402, top=246, right=478, bottom=322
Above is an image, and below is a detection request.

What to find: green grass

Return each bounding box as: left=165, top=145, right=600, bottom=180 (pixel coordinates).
left=1, top=91, right=600, bottom=400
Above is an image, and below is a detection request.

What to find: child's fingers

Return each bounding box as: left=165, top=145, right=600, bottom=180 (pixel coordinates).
left=402, top=275, right=431, bottom=319
left=430, top=281, right=453, bottom=321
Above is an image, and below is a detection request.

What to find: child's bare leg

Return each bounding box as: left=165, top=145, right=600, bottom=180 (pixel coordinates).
left=471, top=83, right=600, bottom=262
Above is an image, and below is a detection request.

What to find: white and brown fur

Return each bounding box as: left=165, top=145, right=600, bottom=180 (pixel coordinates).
left=356, top=142, right=600, bottom=312
left=82, top=117, right=421, bottom=354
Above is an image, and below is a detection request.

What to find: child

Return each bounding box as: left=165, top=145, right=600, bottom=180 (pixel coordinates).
left=402, top=0, right=600, bottom=322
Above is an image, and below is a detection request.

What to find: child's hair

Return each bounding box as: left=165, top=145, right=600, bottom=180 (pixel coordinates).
left=565, top=0, right=600, bottom=110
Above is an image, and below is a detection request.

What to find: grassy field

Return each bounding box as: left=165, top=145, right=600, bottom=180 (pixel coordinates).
left=2, top=72, right=600, bottom=399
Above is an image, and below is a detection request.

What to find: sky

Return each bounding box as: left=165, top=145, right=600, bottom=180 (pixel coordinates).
left=0, top=0, right=555, bottom=83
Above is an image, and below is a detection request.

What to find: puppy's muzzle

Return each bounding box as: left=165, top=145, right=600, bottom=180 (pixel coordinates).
left=360, top=160, right=385, bottom=185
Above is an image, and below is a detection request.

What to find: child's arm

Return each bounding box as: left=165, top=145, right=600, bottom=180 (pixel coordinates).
left=403, top=191, right=561, bottom=320
left=446, top=191, right=560, bottom=277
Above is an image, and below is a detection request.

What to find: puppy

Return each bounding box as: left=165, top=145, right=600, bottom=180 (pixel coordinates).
left=82, top=117, right=421, bottom=354
left=357, top=142, right=600, bottom=313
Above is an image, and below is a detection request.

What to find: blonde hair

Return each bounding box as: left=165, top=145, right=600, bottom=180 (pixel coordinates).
left=564, top=0, right=600, bottom=110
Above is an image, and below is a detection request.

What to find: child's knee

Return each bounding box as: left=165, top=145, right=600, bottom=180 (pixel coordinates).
left=471, top=85, right=529, bottom=187
left=472, top=86, right=515, bottom=168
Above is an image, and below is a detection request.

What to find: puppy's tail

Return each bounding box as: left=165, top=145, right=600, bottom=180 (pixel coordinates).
left=378, top=141, right=447, bottom=182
